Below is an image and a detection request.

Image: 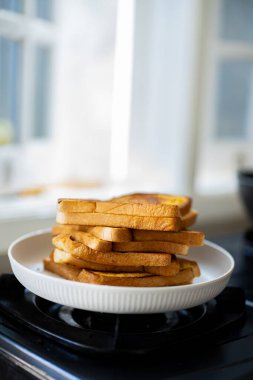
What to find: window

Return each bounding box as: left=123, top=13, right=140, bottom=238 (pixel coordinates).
left=195, top=0, right=253, bottom=194
left=32, top=45, right=51, bottom=138
left=0, top=0, right=249, bottom=224
left=0, top=0, right=23, bottom=13
left=0, top=37, right=22, bottom=142
left=0, top=0, right=54, bottom=146
left=0, top=0, right=56, bottom=191
left=36, top=0, right=53, bottom=21
left=0, top=0, right=118, bottom=190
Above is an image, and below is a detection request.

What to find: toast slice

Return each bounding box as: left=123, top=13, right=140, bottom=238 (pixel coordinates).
left=52, top=224, right=132, bottom=242
left=178, top=258, right=200, bottom=277
left=44, top=256, right=194, bottom=286
left=109, top=193, right=192, bottom=216
left=112, top=241, right=189, bottom=255
left=43, top=256, right=80, bottom=281
left=53, top=248, right=197, bottom=278
left=58, top=193, right=192, bottom=217
left=144, top=257, right=200, bottom=277
left=78, top=268, right=194, bottom=287
left=52, top=234, right=172, bottom=267
left=52, top=224, right=83, bottom=236
left=53, top=248, right=193, bottom=276
left=53, top=248, right=144, bottom=272
left=56, top=211, right=197, bottom=231
left=181, top=210, right=198, bottom=229
left=132, top=229, right=204, bottom=246
left=145, top=257, right=180, bottom=276
left=145, top=257, right=200, bottom=277
left=66, top=230, right=112, bottom=252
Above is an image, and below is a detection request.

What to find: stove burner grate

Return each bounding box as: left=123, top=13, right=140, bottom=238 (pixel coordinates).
left=36, top=295, right=206, bottom=334
left=0, top=275, right=246, bottom=355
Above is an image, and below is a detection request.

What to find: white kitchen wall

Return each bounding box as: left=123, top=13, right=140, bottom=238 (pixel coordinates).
left=129, top=0, right=202, bottom=193
left=51, top=0, right=117, bottom=182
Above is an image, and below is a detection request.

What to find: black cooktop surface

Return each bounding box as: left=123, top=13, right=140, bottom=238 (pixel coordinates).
left=1, top=232, right=253, bottom=380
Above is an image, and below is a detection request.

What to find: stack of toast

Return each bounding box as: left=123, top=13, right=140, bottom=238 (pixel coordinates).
left=44, top=193, right=204, bottom=287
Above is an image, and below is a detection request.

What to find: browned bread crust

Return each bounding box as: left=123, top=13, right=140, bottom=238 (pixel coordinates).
left=181, top=210, right=198, bottom=229
left=44, top=254, right=198, bottom=286
left=52, top=234, right=172, bottom=267
left=43, top=256, right=80, bottom=281
left=58, top=193, right=192, bottom=217
left=133, top=229, right=204, bottom=246
left=145, top=258, right=200, bottom=277
left=67, top=230, right=112, bottom=252
left=178, top=258, right=201, bottom=277
left=78, top=268, right=194, bottom=287
left=56, top=211, right=198, bottom=231
left=53, top=248, right=144, bottom=272
left=52, top=224, right=132, bottom=242
left=52, top=248, right=199, bottom=278
left=112, top=241, right=189, bottom=255
left=145, top=258, right=180, bottom=276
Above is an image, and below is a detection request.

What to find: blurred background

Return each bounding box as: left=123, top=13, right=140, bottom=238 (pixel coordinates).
left=1, top=0, right=253, bottom=251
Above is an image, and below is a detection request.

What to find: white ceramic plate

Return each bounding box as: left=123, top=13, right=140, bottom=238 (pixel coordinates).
left=8, top=229, right=234, bottom=314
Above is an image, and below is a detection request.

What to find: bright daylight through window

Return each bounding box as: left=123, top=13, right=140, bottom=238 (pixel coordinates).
left=0, top=0, right=252, bottom=223
left=0, top=0, right=55, bottom=187
left=196, top=0, right=253, bottom=195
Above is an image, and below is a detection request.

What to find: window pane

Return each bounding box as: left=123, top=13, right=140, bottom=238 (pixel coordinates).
left=32, top=46, right=51, bottom=138
left=0, top=37, right=22, bottom=143
left=36, top=0, right=53, bottom=21
left=0, top=0, right=23, bottom=12
left=220, top=0, right=253, bottom=42
left=214, top=60, right=253, bottom=139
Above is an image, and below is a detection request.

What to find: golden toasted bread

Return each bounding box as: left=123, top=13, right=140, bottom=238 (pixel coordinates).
left=57, top=199, right=96, bottom=213
left=53, top=248, right=193, bottom=277
left=144, top=258, right=180, bottom=276
left=53, top=248, right=144, bottom=272
left=45, top=257, right=194, bottom=287
left=47, top=192, right=202, bottom=287
left=52, top=234, right=172, bottom=267
left=52, top=224, right=132, bottom=242
left=109, top=193, right=192, bottom=216
left=56, top=211, right=185, bottom=231
left=178, top=258, right=201, bottom=277
left=112, top=241, right=188, bottom=255
left=52, top=224, right=83, bottom=236
left=66, top=230, right=111, bottom=252
left=86, top=226, right=132, bottom=242
left=181, top=210, right=198, bottom=229
left=78, top=268, right=194, bottom=287
left=81, top=271, right=151, bottom=279
left=43, top=256, right=80, bottom=281
left=58, top=193, right=192, bottom=217
left=132, top=229, right=204, bottom=246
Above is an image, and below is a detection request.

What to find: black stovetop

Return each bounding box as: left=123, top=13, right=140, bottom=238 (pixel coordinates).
left=1, top=232, right=253, bottom=380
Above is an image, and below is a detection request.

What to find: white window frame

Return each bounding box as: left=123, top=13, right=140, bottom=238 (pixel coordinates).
left=195, top=0, right=253, bottom=195
left=0, top=0, right=57, bottom=188
left=119, top=0, right=246, bottom=224
left=125, top=0, right=203, bottom=194
left=0, top=1, right=56, bottom=144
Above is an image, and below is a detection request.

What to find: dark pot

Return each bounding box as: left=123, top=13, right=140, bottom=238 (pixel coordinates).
left=238, top=170, right=253, bottom=222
